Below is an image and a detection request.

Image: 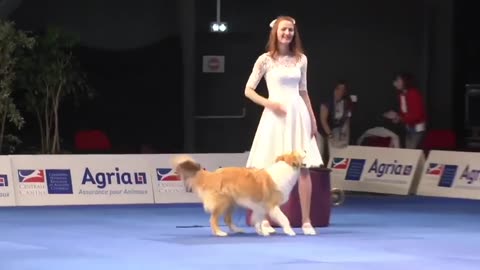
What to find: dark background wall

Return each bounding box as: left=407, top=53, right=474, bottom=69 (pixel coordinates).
left=194, top=0, right=454, bottom=152
left=2, top=0, right=475, bottom=154
left=8, top=0, right=184, bottom=153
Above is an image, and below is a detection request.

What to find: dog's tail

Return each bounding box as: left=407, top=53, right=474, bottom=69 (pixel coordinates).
left=171, top=155, right=203, bottom=180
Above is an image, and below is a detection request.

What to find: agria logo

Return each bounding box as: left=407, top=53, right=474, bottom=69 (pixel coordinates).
left=367, top=159, right=413, bottom=177
left=81, top=167, right=148, bottom=189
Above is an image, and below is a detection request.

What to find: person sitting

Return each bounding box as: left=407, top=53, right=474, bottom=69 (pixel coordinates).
left=318, top=80, right=353, bottom=163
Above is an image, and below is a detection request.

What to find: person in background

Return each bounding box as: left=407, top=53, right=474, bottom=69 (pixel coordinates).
left=383, top=72, right=426, bottom=149
left=318, top=80, right=353, bottom=163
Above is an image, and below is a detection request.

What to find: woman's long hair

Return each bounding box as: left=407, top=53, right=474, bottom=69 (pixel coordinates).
left=266, top=16, right=304, bottom=60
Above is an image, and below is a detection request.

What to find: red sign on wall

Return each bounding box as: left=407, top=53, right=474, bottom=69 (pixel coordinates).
left=202, top=55, right=225, bottom=73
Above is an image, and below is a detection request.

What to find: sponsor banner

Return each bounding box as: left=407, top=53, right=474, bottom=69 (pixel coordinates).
left=145, top=153, right=249, bottom=203
left=417, top=150, right=480, bottom=200
left=329, top=146, right=425, bottom=195
left=10, top=155, right=154, bottom=206
left=0, top=156, right=16, bottom=206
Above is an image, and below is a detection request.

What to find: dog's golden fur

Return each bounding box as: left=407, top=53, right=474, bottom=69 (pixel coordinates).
left=172, top=152, right=304, bottom=236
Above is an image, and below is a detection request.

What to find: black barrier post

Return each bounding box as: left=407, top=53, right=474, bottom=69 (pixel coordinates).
left=178, top=0, right=196, bottom=152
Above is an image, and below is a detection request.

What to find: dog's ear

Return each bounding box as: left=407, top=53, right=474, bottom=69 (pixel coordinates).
left=275, top=155, right=285, bottom=163
left=295, top=152, right=306, bottom=167
left=280, top=154, right=296, bottom=168
left=292, top=157, right=302, bottom=168
left=194, top=162, right=201, bottom=170
left=296, top=158, right=304, bottom=168
left=182, top=160, right=201, bottom=171
left=290, top=153, right=304, bottom=168
left=293, top=151, right=306, bottom=160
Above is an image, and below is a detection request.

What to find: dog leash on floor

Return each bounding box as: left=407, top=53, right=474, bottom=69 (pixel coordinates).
left=175, top=225, right=206, bottom=228
left=175, top=212, right=246, bottom=229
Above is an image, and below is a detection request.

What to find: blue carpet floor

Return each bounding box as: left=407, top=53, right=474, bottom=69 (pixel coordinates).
left=1, top=194, right=480, bottom=270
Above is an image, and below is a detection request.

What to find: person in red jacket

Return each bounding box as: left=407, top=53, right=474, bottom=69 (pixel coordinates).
left=383, top=72, right=426, bottom=149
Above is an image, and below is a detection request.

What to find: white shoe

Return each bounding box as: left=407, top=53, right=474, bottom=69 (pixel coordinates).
left=283, top=227, right=296, bottom=236
left=302, top=223, right=316, bottom=235
left=215, top=231, right=228, bottom=237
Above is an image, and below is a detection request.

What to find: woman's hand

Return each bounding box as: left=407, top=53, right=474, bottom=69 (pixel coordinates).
left=311, top=119, right=318, bottom=138
left=392, top=114, right=401, bottom=124
left=268, top=102, right=287, bottom=116
left=383, top=110, right=398, bottom=120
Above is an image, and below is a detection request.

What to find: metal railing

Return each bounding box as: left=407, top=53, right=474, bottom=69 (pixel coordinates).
left=195, top=107, right=246, bottom=120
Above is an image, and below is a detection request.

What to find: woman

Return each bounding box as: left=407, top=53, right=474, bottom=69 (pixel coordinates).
left=244, top=15, right=322, bottom=235
left=383, top=72, right=426, bottom=149
left=319, top=80, right=353, bottom=163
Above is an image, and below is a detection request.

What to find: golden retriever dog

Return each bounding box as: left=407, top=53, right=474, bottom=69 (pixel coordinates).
left=172, top=152, right=304, bottom=237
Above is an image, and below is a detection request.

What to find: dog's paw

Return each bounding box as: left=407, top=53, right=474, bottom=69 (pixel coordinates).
left=283, top=228, right=296, bottom=236
left=254, top=224, right=270, bottom=236
left=214, top=231, right=228, bottom=237
left=257, top=228, right=271, bottom=237
left=264, top=225, right=276, bottom=234
left=257, top=230, right=270, bottom=237
left=230, top=227, right=245, bottom=234
left=261, top=221, right=276, bottom=234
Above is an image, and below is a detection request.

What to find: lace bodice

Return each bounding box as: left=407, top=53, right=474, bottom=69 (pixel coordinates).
left=246, top=53, right=308, bottom=102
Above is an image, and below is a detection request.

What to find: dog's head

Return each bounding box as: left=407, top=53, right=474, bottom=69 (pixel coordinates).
left=172, top=155, right=202, bottom=179
left=275, top=152, right=305, bottom=169
left=174, top=160, right=201, bottom=179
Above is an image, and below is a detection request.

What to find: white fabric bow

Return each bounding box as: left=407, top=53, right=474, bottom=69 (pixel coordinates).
left=269, top=18, right=296, bottom=28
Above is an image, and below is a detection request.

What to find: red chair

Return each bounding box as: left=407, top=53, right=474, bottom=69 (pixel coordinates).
left=74, top=130, right=112, bottom=152
left=420, top=129, right=456, bottom=151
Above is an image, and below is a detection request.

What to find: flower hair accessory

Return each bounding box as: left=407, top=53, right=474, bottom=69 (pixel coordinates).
left=269, top=17, right=296, bottom=28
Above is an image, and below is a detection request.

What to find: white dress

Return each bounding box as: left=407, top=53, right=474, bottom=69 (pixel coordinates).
left=245, top=52, right=324, bottom=169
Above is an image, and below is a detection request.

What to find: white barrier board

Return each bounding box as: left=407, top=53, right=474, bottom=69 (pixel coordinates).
left=328, top=146, right=425, bottom=195
left=0, top=156, right=16, bottom=206
left=10, top=155, right=155, bottom=206
left=417, top=150, right=480, bottom=200
left=145, top=152, right=249, bottom=204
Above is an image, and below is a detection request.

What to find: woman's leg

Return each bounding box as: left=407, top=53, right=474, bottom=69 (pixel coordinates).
left=298, top=167, right=316, bottom=235
left=405, top=130, right=423, bottom=149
